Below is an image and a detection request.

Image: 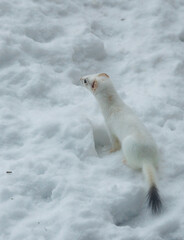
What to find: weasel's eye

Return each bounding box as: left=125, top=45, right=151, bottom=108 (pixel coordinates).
left=84, top=79, right=87, bottom=84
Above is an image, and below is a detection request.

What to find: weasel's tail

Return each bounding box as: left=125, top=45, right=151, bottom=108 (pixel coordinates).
left=142, top=163, right=162, bottom=214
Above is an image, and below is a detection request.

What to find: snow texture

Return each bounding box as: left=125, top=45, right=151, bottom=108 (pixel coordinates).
left=0, top=0, right=184, bottom=239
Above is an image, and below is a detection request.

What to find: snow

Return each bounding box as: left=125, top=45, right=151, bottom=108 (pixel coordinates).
left=0, top=0, right=184, bottom=239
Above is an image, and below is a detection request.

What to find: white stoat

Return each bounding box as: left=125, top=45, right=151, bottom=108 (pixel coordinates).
left=80, top=73, right=162, bottom=214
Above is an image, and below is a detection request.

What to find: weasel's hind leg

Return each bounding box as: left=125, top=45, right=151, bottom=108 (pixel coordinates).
left=122, top=158, right=127, bottom=165
left=122, top=157, right=137, bottom=169
left=122, top=135, right=142, bottom=170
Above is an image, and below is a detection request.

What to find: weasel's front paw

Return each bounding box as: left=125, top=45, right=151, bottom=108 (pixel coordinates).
left=110, top=147, right=119, bottom=153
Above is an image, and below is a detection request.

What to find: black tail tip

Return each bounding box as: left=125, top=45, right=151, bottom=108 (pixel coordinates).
left=147, top=185, right=162, bottom=214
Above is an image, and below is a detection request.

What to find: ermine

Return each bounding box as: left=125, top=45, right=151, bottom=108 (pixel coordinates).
left=80, top=73, right=162, bottom=214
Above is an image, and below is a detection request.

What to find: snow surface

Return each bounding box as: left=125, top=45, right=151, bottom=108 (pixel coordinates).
left=0, top=0, right=184, bottom=239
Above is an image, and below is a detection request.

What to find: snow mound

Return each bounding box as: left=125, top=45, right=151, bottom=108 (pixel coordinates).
left=72, top=34, right=107, bottom=62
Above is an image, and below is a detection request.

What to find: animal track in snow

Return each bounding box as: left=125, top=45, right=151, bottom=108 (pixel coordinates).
left=110, top=188, right=144, bottom=227
left=25, top=24, right=63, bottom=43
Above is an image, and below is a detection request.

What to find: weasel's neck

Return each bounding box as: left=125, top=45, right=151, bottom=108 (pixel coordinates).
left=95, top=86, right=124, bottom=118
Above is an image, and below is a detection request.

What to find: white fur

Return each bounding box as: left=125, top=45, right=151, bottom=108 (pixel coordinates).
left=80, top=73, right=159, bottom=189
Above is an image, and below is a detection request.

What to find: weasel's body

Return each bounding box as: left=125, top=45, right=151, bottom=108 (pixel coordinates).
left=80, top=73, right=162, bottom=214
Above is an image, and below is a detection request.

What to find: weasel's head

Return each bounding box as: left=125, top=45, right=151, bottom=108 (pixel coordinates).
left=80, top=73, right=111, bottom=95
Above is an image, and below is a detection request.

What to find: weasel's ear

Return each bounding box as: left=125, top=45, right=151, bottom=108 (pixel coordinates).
left=92, top=80, right=98, bottom=91
left=98, top=73, right=109, bottom=78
